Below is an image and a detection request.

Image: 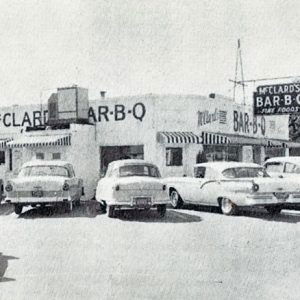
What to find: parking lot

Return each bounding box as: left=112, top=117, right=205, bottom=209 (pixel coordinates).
left=0, top=203, right=299, bottom=300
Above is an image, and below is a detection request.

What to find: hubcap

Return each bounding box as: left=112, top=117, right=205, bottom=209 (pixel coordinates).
left=170, top=191, right=178, bottom=207
left=222, top=198, right=233, bottom=214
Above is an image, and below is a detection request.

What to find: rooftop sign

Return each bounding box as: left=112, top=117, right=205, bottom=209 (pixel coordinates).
left=254, top=83, right=300, bottom=115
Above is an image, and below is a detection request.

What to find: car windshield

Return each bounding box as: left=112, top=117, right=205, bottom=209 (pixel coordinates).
left=18, top=165, right=70, bottom=177
left=119, top=165, right=161, bottom=177
left=222, top=167, right=269, bottom=178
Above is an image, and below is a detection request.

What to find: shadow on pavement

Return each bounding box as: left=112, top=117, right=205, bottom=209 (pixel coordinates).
left=0, top=253, right=18, bottom=283
left=0, top=203, right=14, bottom=216
left=17, top=202, right=105, bottom=219
left=117, top=209, right=202, bottom=223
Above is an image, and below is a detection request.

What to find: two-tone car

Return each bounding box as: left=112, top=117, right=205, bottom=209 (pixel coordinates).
left=165, top=161, right=300, bottom=216
left=5, top=160, right=83, bottom=215
left=96, top=159, right=170, bottom=218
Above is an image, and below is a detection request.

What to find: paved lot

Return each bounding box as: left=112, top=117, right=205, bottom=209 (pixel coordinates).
left=0, top=203, right=299, bottom=300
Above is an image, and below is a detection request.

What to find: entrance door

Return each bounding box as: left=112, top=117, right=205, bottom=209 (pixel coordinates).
left=100, top=145, right=144, bottom=176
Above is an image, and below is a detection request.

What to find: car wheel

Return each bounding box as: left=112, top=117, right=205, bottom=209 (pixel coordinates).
left=14, top=204, right=23, bottom=215
left=108, top=205, right=116, bottom=218
left=170, top=189, right=183, bottom=209
left=157, top=204, right=167, bottom=217
left=219, top=198, right=237, bottom=216
left=265, top=206, right=282, bottom=216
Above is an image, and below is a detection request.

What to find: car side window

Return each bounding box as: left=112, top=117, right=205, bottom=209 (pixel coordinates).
left=67, top=165, right=75, bottom=177
left=194, top=167, right=206, bottom=178
left=285, top=162, right=300, bottom=174
left=265, top=162, right=284, bottom=173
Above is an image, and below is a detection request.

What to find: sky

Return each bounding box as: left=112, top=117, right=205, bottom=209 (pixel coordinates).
left=0, top=0, right=300, bottom=106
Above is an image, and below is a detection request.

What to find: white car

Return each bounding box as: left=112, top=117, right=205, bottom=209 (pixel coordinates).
left=165, top=162, right=300, bottom=216
left=264, top=156, right=300, bottom=178
left=5, top=160, right=83, bottom=215
left=96, top=159, right=170, bottom=218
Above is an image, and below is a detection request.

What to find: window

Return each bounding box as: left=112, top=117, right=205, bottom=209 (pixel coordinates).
left=19, top=166, right=70, bottom=177
left=222, top=167, right=268, bottom=178
left=36, top=153, right=45, bottom=160
left=166, top=148, right=182, bottom=166
left=119, top=165, right=161, bottom=177
left=0, top=151, right=5, bottom=165
left=52, top=153, right=61, bottom=160
left=9, top=149, right=12, bottom=171
left=264, top=162, right=284, bottom=173
left=285, top=162, right=300, bottom=174
left=194, top=167, right=206, bottom=178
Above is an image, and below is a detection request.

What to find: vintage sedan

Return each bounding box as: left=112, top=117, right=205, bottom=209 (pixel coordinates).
left=264, top=156, right=300, bottom=178
left=5, top=160, right=83, bottom=215
left=96, top=159, right=169, bottom=218
left=165, top=162, right=300, bottom=216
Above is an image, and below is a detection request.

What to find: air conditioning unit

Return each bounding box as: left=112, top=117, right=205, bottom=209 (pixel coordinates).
left=47, top=85, right=89, bottom=125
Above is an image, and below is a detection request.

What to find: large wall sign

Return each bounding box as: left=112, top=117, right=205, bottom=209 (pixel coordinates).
left=0, top=102, right=146, bottom=128
left=254, top=83, right=300, bottom=115
left=233, top=110, right=266, bottom=135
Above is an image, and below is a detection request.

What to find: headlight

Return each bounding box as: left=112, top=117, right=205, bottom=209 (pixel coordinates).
left=162, top=184, right=167, bottom=191
left=62, top=182, right=70, bottom=191
left=5, top=183, right=13, bottom=192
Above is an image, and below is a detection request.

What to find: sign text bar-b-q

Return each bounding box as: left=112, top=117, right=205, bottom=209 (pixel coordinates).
left=254, top=83, right=300, bottom=115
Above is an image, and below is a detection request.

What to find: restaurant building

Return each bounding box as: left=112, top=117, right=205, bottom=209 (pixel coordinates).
left=0, top=86, right=295, bottom=197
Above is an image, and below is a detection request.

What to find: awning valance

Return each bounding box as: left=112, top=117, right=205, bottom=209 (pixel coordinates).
left=157, top=131, right=202, bottom=144
left=0, top=138, right=13, bottom=149
left=201, top=132, right=230, bottom=145
left=7, top=134, right=71, bottom=148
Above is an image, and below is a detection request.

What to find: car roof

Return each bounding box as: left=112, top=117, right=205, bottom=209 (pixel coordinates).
left=22, top=160, right=71, bottom=168
left=194, top=161, right=262, bottom=172
left=265, top=156, right=300, bottom=164
left=108, top=159, right=157, bottom=168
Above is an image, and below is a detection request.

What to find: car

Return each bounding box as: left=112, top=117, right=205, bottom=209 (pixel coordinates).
left=264, top=156, right=300, bottom=178
left=95, top=159, right=170, bottom=218
left=5, top=160, right=83, bottom=215
left=165, top=161, right=300, bottom=216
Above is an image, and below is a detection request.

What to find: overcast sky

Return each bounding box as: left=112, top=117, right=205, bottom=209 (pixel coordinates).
left=0, top=0, right=299, bottom=106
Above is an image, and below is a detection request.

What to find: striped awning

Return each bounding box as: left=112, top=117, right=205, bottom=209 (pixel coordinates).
left=7, top=134, right=71, bottom=148
left=0, top=138, right=13, bottom=149
left=157, top=132, right=203, bottom=144
left=201, top=132, right=230, bottom=145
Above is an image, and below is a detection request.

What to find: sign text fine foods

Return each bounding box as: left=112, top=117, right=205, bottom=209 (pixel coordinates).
left=254, top=83, right=300, bottom=115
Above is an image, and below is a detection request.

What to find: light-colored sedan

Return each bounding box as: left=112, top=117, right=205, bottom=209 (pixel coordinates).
left=165, top=162, right=300, bottom=215
left=5, top=160, right=83, bottom=215
left=96, top=159, right=169, bottom=218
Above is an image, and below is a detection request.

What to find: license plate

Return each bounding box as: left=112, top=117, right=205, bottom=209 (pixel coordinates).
left=134, top=197, right=151, bottom=206
left=32, top=190, right=43, bottom=197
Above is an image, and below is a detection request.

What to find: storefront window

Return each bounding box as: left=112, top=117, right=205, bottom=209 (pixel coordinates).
left=36, top=153, right=45, bottom=160
left=52, top=153, right=61, bottom=160
left=0, top=151, right=5, bottom=165
left=203, top=145, right=241, bottom=162
left=166, top=147, right=182, bottom=166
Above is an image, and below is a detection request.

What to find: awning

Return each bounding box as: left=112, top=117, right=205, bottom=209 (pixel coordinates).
left=221, top=134, right=267, bottom=146
left=266, top=140, right=287, bottom=148
left=0, top=138, right=13, bottom=149
left=285, top=141, right=300, bottom=148
left=157, top=132, right=202, bottom=144
left=201, top=132, right=230, bottom=145
left=7, top=134, right=71, bottom=148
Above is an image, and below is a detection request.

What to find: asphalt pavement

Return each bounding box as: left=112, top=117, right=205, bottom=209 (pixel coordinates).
left=0, top=203, right=299, bottom=300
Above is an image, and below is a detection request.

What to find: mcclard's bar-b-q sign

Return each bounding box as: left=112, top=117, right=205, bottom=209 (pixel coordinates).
left=254, top=83, right=300, bottom=115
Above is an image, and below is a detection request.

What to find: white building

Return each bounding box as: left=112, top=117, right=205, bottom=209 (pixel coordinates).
left=0, top=88, right=294, bottom=198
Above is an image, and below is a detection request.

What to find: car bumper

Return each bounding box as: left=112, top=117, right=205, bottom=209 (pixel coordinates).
left=235, top=195, right=290, bottom=207
left=5, top=196, right=71, bottom=204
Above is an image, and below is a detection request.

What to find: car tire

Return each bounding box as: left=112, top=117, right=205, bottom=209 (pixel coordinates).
left=265, top=206, right=282, bottom=216
left=157, top=204, right=167, bottom=217
left=108, top=205, right=116, bottom=218
left=170, top=189, right=184, bottom=209
left=14, top=205, right=23, bottom=215
left=219, top=198, right=237, bottom=216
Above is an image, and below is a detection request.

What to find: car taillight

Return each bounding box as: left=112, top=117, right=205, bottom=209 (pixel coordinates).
left=115, top=185, right=120, bottom=191
left=162, top=184, right=166, bottom=191
left=5, top=183, right=13, bottom=192
left=252, top=183, right=259, bottom=192
left=62, top=182, right=70, bottom=191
